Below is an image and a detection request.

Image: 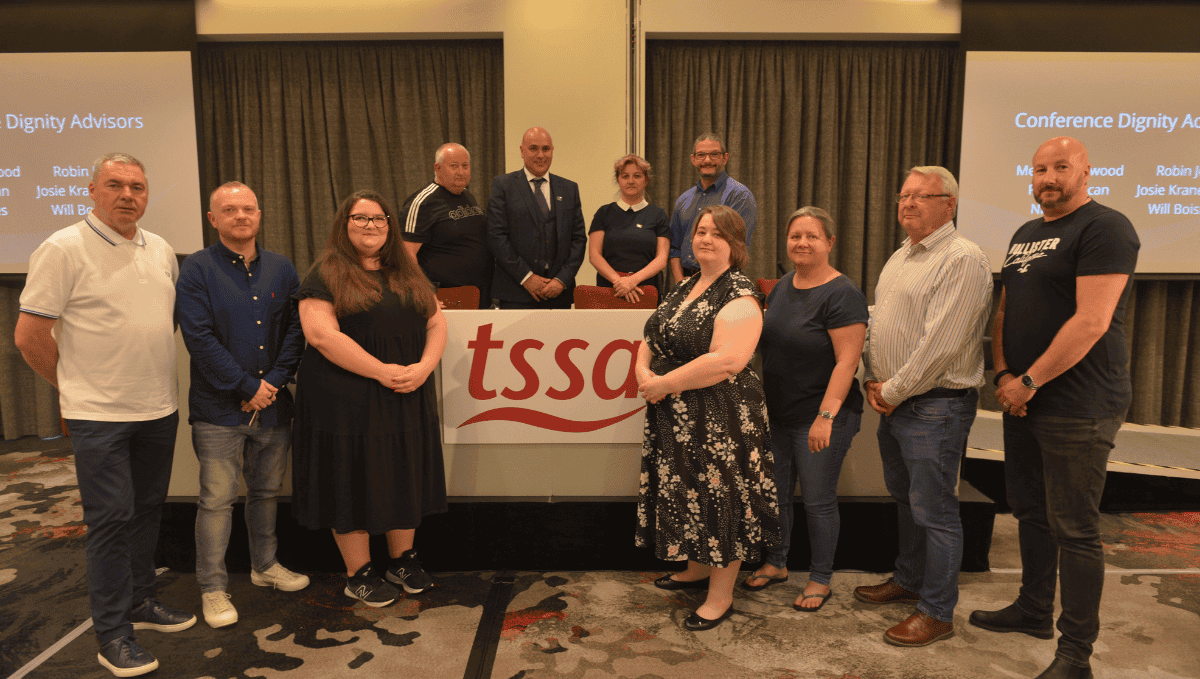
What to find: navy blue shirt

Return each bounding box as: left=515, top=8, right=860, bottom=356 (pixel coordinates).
left=176, top=241, right=304, bottom=427
left=760, top=273, right=868, bottom=426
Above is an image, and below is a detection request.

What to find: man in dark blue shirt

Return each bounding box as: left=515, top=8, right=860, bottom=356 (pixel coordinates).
left=176, top=182, right=308, bottom=629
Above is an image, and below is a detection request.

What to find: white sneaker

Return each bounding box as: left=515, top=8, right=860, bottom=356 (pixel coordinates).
left=251, top=562, right=311, bottom=591
left=201, top=591, right=238, bottom=628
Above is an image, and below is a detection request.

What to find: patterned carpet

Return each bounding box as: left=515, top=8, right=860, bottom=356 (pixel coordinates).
left=2, top=436, right=1198, bottom=679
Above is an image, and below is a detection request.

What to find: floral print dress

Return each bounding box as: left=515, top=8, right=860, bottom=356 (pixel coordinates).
left=635, top=269, right=780, bottom=568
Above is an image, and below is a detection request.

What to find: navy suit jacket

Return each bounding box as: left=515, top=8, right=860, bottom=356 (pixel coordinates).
left=487, top=169, right=587, bottom=303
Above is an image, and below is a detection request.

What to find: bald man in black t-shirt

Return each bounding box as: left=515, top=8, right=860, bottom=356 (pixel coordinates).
left=971, top=137, right=1139, bottom=679
left=400, top=143, right=492, bottom=307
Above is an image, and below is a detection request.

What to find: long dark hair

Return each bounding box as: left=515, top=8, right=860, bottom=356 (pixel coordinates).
left=313, top=189, right=436, bottom=318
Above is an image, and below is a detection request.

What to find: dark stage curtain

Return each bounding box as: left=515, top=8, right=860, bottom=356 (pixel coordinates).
left=0, top=39, right=503, bottom=440
left=197, top=40, right=505, bottom=275
left=645, top=40, right=963, bottom=291
left=645, top=39, right=1199, bottom=428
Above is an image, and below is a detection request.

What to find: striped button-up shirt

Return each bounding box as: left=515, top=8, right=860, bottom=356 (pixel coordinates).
left=864, top=221, right=993, bottom=406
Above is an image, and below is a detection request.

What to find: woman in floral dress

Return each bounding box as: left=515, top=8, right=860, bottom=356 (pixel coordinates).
left=635, top=205, right=780, bottom=631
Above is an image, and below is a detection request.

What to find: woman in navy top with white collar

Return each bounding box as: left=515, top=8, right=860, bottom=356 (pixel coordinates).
left=588, top=154, right=670, bottom=303
left=744, top=206, right=868, bottom=612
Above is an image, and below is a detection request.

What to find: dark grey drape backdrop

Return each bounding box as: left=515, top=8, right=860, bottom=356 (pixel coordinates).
left=645, top=39, right=1199, bottom=427
left=197, top=40, right=505, bottom=275
left=645, top=40, right=964, bottom=291
left=0, top=39, right=504, bottom=440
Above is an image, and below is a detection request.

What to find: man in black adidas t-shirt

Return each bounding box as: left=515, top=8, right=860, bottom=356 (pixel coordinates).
left=400, top=143, right=492, bottom=307
left=970, top=137, right=1139, bottom=679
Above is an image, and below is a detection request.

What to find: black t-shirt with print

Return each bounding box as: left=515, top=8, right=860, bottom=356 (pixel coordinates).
left=1001, top=200, right=1139, bottom=417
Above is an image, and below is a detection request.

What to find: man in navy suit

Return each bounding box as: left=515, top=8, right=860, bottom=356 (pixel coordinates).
left=487, top=127, right=587, bottom=309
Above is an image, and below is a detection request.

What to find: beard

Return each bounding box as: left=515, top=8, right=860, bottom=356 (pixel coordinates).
left=1035, top=180, right=1081, bottom=209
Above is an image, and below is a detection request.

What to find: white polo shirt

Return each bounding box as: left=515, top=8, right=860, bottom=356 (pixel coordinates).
left=19, top=211, right=179, bottom=421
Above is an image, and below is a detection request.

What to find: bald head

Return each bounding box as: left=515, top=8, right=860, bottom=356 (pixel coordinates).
left=520, top=127, right=554, bottom=177
left=434, top=143, right=471, bottom=194
left=1032, top=136, right=1092, bottom=219
left=1036, top=136, right=1089, bottom=166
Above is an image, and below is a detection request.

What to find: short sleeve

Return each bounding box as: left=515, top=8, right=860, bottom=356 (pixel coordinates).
left=19, top=240, right=73, bottom=319
left=588, top=205, right=610, bottom=234
left=726, top=270, right=766, bottom=307
left=1076, top=210, right=1139, bottom=277
left=652, top=206, right=671, bottom=239
left=823, top=278, right=869, bottom=330
left=294, top=266, right=334, bottom=303
left=399, top=188, right=439, bottom=244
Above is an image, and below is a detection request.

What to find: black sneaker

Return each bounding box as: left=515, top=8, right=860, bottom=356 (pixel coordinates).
left=344, top=563, right=399, bottom=607
left=97, top=636, right=158, bottom=677
left=130, top=598, right=197, bottom=632
left=385, top=549, right=434, bottom=594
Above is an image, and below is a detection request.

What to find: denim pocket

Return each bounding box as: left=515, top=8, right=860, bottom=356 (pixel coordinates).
left=910, top=398, right=951, bottom=422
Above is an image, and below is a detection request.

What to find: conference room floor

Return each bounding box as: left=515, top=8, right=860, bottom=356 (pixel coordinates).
left=3, top=436, right=1197, bottom=679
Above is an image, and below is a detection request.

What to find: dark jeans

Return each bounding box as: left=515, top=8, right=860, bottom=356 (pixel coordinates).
left=1003, top=410, right=1124, bottom=668
left=877, top=391, right=977, bottom=623
left=765, top=410, right=862, bottom=584
left=66, top=412, right=179, bottom=645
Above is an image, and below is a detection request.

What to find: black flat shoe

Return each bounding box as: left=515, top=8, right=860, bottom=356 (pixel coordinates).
left=683, top=606, right=734, bottom=631
left=653, top=574, right=709, bottom=590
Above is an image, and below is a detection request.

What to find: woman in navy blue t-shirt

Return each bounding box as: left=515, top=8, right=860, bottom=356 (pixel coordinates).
left=743, top=207, right=868, bottom=612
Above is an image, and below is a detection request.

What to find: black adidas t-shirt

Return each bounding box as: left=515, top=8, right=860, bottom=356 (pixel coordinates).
left=399, top=183, right=492, bottom=306
left=1001, top=201, right=1139, bottom=417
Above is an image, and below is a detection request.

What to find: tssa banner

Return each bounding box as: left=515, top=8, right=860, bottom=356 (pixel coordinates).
left=442, top=310, right=653, bottom=444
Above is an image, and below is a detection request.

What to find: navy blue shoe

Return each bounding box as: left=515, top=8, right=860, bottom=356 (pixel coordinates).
left=130, top=598, right=196, bottom=632
left=97, top=636, right=158, bottom=677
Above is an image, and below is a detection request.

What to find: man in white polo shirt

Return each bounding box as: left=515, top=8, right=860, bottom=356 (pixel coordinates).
left=15, top=153, right=196, bottom=678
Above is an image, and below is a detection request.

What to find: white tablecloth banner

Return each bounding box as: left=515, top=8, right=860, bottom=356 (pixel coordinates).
left=442, top=309, right=654, bottom=444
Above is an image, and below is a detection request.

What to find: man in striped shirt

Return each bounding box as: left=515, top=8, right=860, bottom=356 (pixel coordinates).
left=400, top=143, right=491, bottom=307
left=854, top=166, right=993, bottom=648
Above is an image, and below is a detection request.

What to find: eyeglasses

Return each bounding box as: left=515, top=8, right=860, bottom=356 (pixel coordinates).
left=894, top=193, right=951, bottom=204
left=349, top=214, right=389, bottom=229
left=692, top=151, right=726, bottom=160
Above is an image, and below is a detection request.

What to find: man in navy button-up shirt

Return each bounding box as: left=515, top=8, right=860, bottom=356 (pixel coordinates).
left=176, top=182, right=308, bottom=629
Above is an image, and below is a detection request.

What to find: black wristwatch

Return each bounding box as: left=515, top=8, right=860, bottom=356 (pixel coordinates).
left=1020, top=373, right=1041, bottom=390
left=992, top=369, right=1013, bottom=386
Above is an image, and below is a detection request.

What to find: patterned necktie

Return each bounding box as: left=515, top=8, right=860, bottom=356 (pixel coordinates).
left=531, top=177, right=550, bottom=218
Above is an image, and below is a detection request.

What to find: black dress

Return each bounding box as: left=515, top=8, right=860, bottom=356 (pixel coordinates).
left=635, top=269, right=780, bottom=567
left=291, top=269, right=447, bottom=534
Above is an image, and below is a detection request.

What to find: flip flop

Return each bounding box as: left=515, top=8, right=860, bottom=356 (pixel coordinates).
left=741, top=573, right=788, bottom=591
left=793, top=591, right=832, bottom=612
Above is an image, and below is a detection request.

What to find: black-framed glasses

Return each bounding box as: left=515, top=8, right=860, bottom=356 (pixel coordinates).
left=691, top=151, right=726, bottom=160
left=349, top=214, right=389, bottom=229
left=894, top=193, right=951, bottom=204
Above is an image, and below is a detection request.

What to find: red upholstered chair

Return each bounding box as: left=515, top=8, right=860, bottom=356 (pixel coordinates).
left=436, top=285, right=481, bottom=310
left=573, top=284, right=659, bottom=310
left=756, top=278, right=779, bottom=308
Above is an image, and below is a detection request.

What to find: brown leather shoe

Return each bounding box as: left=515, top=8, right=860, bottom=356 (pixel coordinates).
left=884, top=611, right=955, bottom=647
left=853, top=578, right=920, bottom=605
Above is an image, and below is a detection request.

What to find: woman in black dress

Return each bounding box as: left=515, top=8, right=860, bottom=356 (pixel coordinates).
left=293, top=189, right=447, bottom=607
left=587, top=154, right=670, bottom=302
left=635, top=205, right=780, bottom=631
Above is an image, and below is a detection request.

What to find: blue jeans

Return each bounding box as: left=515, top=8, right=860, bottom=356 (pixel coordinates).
left=1003, top=411, right=1123, bottom=668
left=192, top=420, right=290, bottom=593
left=765, top=410, right=862, bottom=585
left=877, top=391, right=977, bottom=623
left=66, top=412, right=179, bottom=645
